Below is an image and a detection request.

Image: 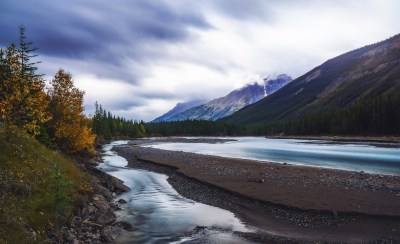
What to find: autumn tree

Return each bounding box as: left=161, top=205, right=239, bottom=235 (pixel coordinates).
left=0, top=27, right=50, bottom=137
left=47, top=69, right=95, bottom=155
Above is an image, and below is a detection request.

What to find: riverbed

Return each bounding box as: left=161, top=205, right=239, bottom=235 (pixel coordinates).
left=99, top=138, right=400, bottom=243
left=99, top=141, right=256, bottom=243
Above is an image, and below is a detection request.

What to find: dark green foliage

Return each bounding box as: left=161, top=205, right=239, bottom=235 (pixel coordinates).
left=255, top=93, right=400, bottom=136
left=18, top=25, right=40, bottom=79
left=92, top=102, right=145, bottom=139
left=146, top=119, right=245, bottom=136
left=35, top=126, right=56, bottom=149
left=0, top=48, right=11, bottom=81
left=129, top=92, right=400, bottom=137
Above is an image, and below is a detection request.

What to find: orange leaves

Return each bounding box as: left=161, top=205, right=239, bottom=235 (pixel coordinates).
left=79, top=182, right=93, bottom=193
left=47, top=69, right=96, bottom=155
left=0, top=44, right=50, bottom=136
left=1, top=28, right=96, bottom=154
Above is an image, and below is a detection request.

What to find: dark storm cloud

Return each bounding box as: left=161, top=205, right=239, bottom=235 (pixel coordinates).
left=0, top=0, right=210, bottom=61
left=4, top=0, right=394, bottom=121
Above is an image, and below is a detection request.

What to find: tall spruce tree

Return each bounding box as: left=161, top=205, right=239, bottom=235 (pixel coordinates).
left=18, top=25, right=40, bottom=80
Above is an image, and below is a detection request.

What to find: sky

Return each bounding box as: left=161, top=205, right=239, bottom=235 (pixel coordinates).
left=1, top=0, right=400, bottom=121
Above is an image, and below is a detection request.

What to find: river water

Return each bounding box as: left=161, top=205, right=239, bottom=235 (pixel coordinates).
left=99, top=137, right=400, bottom=243
left=148, top=137, right=400, bottom=176
left=99, top=141, right=255, bottom=243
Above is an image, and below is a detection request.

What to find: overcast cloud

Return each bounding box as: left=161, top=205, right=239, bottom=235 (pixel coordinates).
left=1, top=0, right=399, bottom=121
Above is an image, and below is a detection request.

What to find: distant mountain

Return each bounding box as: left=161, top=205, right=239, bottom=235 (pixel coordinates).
left=152, top=99, right=208, bottom=122
left=221, top=34, right=400, bottom=126
left=158, top=74, right=292, bottom=121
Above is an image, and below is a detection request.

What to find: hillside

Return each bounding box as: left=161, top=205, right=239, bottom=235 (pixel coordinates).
left=0, top=129, right=90, bottom=243
left=161, top=74, right=292, bottom=121
left=221, top=34, right=400, bottom=127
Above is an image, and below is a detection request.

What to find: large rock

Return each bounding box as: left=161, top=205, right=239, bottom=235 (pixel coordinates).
left=117, top=198, right=127, bottom=204
left=89, top=167, right=130, bottom=193
left=87, top=158, right=100, bottom=166
left=96, top=210, right=117, bottom=225
left=115, top=221, right=133, bottom=230
left=101, top=226, right=125, bottom=242
left=82, top=205, right=98, bottom=219
left=92, top=194, right=111, bottom=212
left=94, top=184, right=113, bottom=201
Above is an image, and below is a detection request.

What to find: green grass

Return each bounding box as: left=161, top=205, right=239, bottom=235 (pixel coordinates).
left=0, top=127, right=92, bottom=243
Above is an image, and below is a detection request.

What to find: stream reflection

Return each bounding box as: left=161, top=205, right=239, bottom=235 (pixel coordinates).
left=99, top=141, right=254, bottom=243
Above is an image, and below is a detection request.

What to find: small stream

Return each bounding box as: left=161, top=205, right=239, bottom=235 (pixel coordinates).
left=99, top=141, right=255, bottom=243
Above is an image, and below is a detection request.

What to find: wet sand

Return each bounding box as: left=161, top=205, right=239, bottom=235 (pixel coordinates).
left=114, top=140, right=400, bottom=242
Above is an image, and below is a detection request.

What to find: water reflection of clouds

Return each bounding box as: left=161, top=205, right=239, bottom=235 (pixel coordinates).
left=100, top=141, right=252, bottom=242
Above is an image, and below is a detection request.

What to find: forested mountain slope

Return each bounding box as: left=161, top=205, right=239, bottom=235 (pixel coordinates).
left=221, top=34, right=400, bottom=129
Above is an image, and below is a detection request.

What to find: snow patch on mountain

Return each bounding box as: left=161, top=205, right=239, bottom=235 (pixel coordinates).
left=153, top=74, right=292, bottom=122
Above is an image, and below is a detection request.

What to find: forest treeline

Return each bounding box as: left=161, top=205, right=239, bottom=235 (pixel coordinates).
left=145, top=119, right=245, bottom=136
left=147, top=93, right=400, bottom=137
left=92, top=102, right=146, bottom=140
left=266, top=93, right=400, bottom=136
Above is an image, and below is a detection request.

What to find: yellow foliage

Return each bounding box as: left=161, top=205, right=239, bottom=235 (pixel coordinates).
left=0, top=44, right=50, bottom=136
left=47, top=69, right=95, bottom=155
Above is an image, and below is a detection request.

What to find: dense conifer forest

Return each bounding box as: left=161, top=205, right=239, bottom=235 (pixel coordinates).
left=92, top=102, right=146, bottom=140
left=145, top=93, right=400, bottom=137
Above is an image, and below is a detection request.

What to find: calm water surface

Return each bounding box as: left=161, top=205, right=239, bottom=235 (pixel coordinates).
left=99, top=141, right=254, bottom=244
left=148, top=137, right=400, bottom=176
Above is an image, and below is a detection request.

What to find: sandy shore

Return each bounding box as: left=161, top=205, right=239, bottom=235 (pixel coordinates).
left=114, top=140, right=400, bottom=243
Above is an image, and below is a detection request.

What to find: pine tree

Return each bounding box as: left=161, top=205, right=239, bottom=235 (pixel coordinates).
left=18, top=25, right=40, bottom=79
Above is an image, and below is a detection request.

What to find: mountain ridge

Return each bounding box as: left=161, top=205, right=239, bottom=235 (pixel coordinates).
left=154, top=74, right=292, bottom=122
left=152, top=99, right=208, bottom=122
left=220, top=33, right=400, bottom=125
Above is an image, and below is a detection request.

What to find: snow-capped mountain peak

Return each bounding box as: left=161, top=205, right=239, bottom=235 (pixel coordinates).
left=152, top=74, right=292, bottom=122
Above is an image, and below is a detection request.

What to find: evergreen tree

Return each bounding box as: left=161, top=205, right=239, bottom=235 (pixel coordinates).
left=92, top=102, right=145, bottom=139
left=18, top=25, right=40, bottom=80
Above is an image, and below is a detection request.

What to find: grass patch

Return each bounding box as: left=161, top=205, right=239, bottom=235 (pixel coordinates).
left=0, top=127, right=92, bottom=243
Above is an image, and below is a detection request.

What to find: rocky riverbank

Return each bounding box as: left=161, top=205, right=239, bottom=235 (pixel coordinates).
left=114, top=142, right=400, bottom=243
left=48, top=159, right=131, bottom=243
